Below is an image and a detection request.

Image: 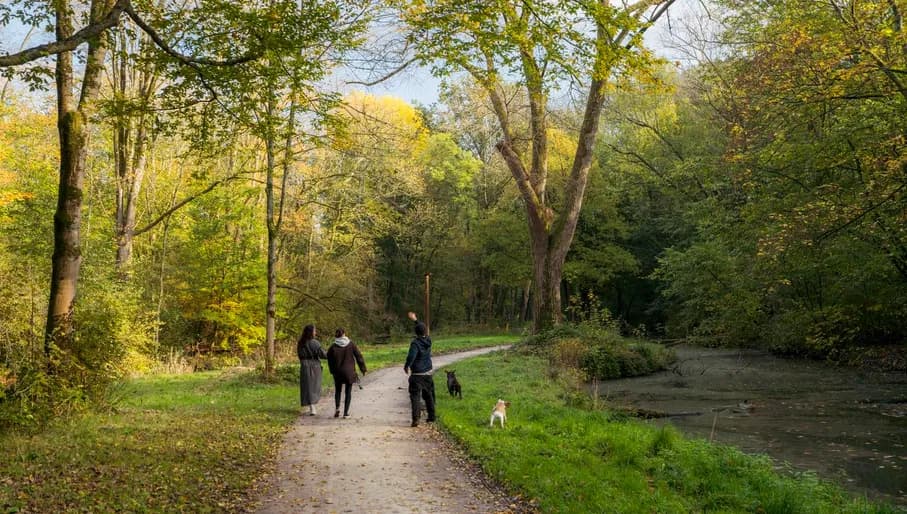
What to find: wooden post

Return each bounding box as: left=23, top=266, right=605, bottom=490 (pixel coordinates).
left=424, top=273, right=431, bottom=336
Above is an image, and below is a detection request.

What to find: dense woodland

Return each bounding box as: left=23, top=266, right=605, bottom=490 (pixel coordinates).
left=1, top=0, right=905, bottom=427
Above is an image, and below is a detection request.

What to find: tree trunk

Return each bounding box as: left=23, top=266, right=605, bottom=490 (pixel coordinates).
left=45, top=0, right=113, bottom=353
left=263, top=96, right=296, bottom=378
left=264, top=111, right=278, bottom=378
left=521, top=279, right=532, bottom=323
left=527, top=220, right=566, bottom=332
left=114, top=124, right=148, bottom=272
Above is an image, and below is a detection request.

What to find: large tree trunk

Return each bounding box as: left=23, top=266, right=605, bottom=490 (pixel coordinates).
left=487, top=46, right=606, bottom=333
left=45, top=0, right=113, bottom=353
left=528, top=219, right=558, bottom=331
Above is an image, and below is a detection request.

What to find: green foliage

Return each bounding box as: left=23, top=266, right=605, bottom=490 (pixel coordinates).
left=76, top=267, right=159, bottom=375
left=603, top=3, right=907, bottom=359
left=0, top=102, right=160, bottom=429
left=158, top=182, right=268, bottom=355
left=434, top=351, right=898, bottom=514
left=0, top=249, right=158, bottom=431
left=579, top=341, right=674, bottom=381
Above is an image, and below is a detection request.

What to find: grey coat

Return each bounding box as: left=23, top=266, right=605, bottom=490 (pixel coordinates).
left=298, top=338, right=326, bottom=406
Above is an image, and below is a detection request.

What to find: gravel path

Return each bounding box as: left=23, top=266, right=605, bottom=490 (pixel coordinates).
left=254, top=345, right=522, bottom=514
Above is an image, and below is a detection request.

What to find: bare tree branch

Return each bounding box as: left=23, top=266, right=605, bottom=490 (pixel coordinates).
left=122, top=2, right=260, bottom=67
left=0, top=0, right=129, bottom=67
left=346, top=56, right=420, bottom=86
left=133, top=170, right=252, bottom=236
left=0, top=0, right=261, bottom=68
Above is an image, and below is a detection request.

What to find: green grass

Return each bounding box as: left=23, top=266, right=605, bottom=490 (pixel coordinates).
left=432, top=350, right=901, bottom=514
left=0, top=333, right=513, bottom=513
left=0, top=370, right=297, bottom=513
left=357, top=333, right=517, bottom=371
left=275, top=333, right=518, bottom=380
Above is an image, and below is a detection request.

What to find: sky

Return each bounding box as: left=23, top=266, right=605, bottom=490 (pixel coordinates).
left=1, top=0, right=705, bottom=109
left=353, top=0, right=704, bottom=107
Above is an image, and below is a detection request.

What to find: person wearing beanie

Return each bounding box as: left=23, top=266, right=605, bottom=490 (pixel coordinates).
left=404, top=312, right=435, bottom=427
left=326, top=328, right=367, bottom=419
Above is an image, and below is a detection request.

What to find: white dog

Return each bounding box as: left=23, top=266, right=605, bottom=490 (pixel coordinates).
left=489, top=399, right=510, bottom=428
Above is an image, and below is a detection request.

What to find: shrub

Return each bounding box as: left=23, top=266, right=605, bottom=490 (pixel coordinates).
left=804, top=307, right=860, bottom=359
left=522, top=324, right=586, bottom=349
left=617, top=348, right=650, bottom=377
left=577, top=341, right=674, bottom=381
left=550, top=337, right=589, bottom=369
left=524, top=324, right=676, bottom=381
left=274, top=363, right=301, bottom=384
left=0, top=268, right=159, bottom=430
left=580, top=346, right=622, bottom=379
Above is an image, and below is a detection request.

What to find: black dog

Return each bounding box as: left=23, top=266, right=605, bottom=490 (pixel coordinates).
left=445, top=370, right=462, bottom=399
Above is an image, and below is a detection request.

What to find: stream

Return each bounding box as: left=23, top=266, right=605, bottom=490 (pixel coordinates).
left=600, top=345, right=907, bottom=507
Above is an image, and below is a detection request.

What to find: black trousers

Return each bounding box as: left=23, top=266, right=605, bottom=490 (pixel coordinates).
left=408, top=374, right=436, bottom=423
left=334, top=379, right=352, bottom=415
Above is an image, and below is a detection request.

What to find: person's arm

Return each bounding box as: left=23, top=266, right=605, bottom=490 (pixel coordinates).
left=315, top=341, right=327, bottom=360
left=326, top=347, right=336, bottom=375
left=353, top=343, right=367, bottom=375
left=403, top=340, right=418, bottom=374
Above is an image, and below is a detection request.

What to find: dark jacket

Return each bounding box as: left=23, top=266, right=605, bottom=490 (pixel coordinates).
left=297, top=338, right=326, bottom=361
left=326, top=337, right=367, bottom=384
left=404, top=335, right=433, bottom=374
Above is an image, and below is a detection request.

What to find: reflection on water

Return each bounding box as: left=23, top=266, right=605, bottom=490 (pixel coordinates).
left=601, top=345, right=907, bottom=507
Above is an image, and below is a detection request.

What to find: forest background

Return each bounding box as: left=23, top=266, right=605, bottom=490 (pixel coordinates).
left=1, top=0, right=905, bottom=428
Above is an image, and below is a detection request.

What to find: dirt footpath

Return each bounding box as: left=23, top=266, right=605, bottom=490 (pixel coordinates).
left=254, top=345, right=524, bottom=514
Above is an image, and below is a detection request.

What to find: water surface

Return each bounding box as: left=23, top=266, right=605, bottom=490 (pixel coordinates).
left=601, top=345, right=907, bottom=507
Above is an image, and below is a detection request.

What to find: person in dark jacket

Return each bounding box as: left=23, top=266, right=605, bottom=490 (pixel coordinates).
left=404, top=311, right=435, bottom=427
left=326, top=328, right=367, bottom=419
left=297, top=324, right=327, bottom=416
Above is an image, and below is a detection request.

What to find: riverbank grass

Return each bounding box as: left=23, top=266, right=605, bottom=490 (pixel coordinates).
left=433, top=351, right=899, bottom=514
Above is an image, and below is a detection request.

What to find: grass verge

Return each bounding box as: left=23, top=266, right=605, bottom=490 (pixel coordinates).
left=0, top=371, right=296, bottom=513
left=432, top=350, right=901, bottom=514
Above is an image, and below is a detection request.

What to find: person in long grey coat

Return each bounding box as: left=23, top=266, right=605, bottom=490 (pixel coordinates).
left=297, top=324, right=326, bottom=416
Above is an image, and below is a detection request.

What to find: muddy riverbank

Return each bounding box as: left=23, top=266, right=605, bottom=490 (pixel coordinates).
left=600, top=345, right=907, bottom=507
